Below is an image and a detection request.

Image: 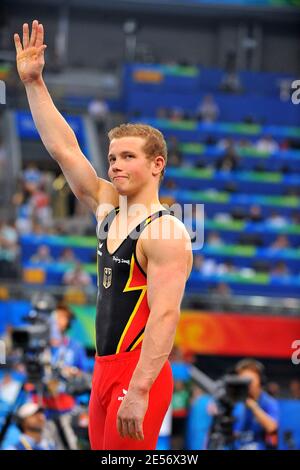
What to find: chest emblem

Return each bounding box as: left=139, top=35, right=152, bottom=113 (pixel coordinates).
left=103, top=267, right=112, bottom=288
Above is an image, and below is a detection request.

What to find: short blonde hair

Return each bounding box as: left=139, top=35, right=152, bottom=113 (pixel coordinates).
left=108, top=123, right=168, bottom=181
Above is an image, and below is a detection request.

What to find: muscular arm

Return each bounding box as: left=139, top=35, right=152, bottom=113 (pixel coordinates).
left=14, top=21, right=118, bottom=214
left=117, top=217, right=192, bottom=440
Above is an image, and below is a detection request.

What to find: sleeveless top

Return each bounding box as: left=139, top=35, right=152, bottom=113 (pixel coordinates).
left=95, top=207, right=171, bottom=356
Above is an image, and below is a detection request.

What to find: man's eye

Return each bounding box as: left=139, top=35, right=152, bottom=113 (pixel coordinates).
left=125, top=154, right=134, bottom=159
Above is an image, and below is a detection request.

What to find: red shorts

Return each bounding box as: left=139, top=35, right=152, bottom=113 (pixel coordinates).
left=88, top=348, right=173, bottom=450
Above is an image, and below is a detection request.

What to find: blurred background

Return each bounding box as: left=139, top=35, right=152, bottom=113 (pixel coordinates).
left=0, top=0, right=300, bottom=451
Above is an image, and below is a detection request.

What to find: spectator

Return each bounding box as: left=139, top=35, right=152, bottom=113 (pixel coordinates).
left=30, top=245, right=54, bottom=264
left=169, top=107, right=184, bottom=122
left=186, top=385, right=213, bottom=450
left=267, top=211, right=288, bottom=228
left=25, top=304, right=90, bottom=435
left=271, top=261, right=290, bottom=278
left=193, top=254, right=216, bottom=276
left=220, top=71, right=242, bottom=93
left=289, top=379, right=300, bottom=400
left=217, top=261, right=236, bottom=276
left=209, top=282, right=233, bottom=311
left=171, top=379, right=190, bottom=450
left=256, top=135, right=279, bottom=154
left=214, top=212, right=232, bottom=223
left=52, top=173, right=75, bottom=218
left=207, top=232, right=223, bottom=247
left=291, top=211, right=300, bottom=225
left=196, top=94, right=219, bottom=123
left=50, top=304, right=88, bottom=373
left=5, top=403, right=56, bottom=450
left=219, top=50, right=242, bottom=93
left=217, top=137, right=235, bottom=152
left=269, top=235, right=290, bottom=252
left=63, top=261, right=92, bottom=288
left=248, top=205, right=263, bottom=223
left=22, top=163, right=42, bottom=187
left=216, top=146, right=239, bottom=172
left=31, top=220, right=46, bottom=235
left=237, top=138, right=253, bottom=152
left=30, top=185, right=53, bottom=229
left=88, top=96, right=109, bottom=132
left=266, top=382, right=281, bottom=399
left=166, top=136, right=183, bottom=167
left=0, top=220, right=19, bottom=279
left=58, top=248, right=78, bottom=264
left=0, top=372, right=21, bottom=405
left=13, top=187, right=33, bottom=234
left=215, top=282, right=234, bottom=295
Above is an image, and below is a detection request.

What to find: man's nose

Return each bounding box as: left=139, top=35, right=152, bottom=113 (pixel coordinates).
left=111, top=160, right=123, bottom=172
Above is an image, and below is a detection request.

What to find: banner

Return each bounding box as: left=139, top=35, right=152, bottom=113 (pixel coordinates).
left=176, top=311, right=300, bottom=358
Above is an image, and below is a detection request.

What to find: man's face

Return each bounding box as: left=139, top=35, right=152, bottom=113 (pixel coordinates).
left=238, top=369, right=261, bottom=398
left=23, top=411, right=45, bottom=434
left=56, top=309, right=70, bottom=333
left=107, top=137, right=155, bottom=195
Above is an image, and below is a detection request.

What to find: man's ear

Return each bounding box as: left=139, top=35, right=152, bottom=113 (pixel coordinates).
left=152, top=155, right=165, bottom=176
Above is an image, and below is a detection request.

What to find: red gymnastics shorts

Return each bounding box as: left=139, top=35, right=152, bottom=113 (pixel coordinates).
left=88, top=348, right=173, bottom=450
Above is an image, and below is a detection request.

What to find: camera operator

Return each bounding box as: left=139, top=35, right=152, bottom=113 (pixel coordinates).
left=5, top=403, right=56, bottom=450
left=38, top=303, right=90, bottom=413
left=234, top=358, right=279, bottom=450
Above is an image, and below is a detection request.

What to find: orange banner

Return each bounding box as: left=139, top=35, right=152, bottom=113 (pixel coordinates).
left=133, top=70, right=163, bottom=83
left=176, top=311, right=300, bottom=358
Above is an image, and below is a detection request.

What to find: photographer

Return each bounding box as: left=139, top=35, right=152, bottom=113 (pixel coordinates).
left=234, top=358, right=279, bottom=450
left=5, top=403, right=56, bottom=450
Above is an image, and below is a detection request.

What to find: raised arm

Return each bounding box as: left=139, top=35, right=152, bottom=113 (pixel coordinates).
left=14, top=20, right=118, bottom=214
left=117, top=217, right=192, bottom=440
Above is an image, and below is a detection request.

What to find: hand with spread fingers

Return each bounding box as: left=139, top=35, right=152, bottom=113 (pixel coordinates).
left=14, top=20, right=47, bottom=84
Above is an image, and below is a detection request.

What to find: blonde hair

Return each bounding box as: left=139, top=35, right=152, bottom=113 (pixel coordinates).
left=108, top=123, right=168, bottom=181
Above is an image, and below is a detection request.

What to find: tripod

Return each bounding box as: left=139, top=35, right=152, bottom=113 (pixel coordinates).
left=206, top=403, right=237, bottom=450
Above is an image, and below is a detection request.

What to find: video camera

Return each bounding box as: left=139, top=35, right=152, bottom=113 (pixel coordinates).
left=10, top=293, right=56, bottom=383
left=10, top=293, right=91, bottom=395
left=11, top=293, right=56, bottom=352
left=190, top=365, right=251, bottom=449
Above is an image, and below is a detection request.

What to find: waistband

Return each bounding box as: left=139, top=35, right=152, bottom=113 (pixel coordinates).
left=95, top=347, right=142, bottom=364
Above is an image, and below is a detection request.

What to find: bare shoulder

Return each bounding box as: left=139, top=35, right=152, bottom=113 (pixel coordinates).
left=141, top=214, right=193, bottom=276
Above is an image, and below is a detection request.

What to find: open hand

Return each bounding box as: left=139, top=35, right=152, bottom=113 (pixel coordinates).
left=14, top=20, right=47, bottom=84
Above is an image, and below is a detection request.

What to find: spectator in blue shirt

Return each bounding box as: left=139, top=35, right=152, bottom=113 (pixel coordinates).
left=5, top=403, right=56, bottom=450
left=50, top=304, right=88, bottom=374
left=186, top=385, right=213, bottom=450
left=233, top=358, right=279, bottom=450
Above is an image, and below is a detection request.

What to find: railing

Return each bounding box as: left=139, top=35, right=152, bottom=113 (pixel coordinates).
left=1, top=281, right=299, bottom=316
